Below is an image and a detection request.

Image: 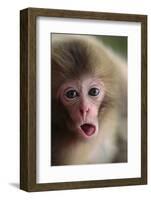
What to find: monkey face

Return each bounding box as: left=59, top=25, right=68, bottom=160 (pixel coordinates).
left=57, top=76, right=105, bottom=139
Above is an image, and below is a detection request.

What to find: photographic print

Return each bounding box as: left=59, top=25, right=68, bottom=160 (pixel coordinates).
left=20, top=8, right=147, bottom=192
left=51, top=33, right=127, bottom=166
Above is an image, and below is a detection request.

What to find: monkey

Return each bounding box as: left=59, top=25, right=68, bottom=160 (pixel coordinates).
left=51, top=34, right=127, bottom=166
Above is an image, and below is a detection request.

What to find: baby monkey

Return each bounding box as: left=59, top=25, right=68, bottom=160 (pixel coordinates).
left=51, top=34, right=127, bottom=165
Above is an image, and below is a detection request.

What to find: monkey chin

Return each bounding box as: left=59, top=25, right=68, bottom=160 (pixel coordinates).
left=78, top=123, right=97, bottom=139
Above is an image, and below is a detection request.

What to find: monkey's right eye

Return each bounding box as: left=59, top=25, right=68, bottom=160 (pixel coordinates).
left=65, top=90, right=79, bottom=99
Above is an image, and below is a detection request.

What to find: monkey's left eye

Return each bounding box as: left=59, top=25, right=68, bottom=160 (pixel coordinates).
left=88, top=88, right=100, bottom=96
left=65, top=90, right=79, bottom=99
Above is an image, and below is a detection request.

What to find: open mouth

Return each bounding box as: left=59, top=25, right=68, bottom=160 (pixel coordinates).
left=80, top=123, right=96, bottom=136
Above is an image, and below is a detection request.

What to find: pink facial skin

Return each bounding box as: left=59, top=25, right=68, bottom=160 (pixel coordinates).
left=57, top=76, right=105, bottom=139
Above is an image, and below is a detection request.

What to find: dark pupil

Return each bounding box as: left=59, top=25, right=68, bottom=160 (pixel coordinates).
left=89, top=88, right=100, bottom=96
left=66, top=90, right=78, bottom=99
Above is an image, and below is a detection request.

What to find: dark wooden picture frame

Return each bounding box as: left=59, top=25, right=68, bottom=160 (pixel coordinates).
left=20, top=7, right=147, bottom=192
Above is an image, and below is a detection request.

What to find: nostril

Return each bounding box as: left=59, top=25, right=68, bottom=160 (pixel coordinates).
left=80, top=108, right=84, bottom=115
left=80, top=108, right=89, bottom=116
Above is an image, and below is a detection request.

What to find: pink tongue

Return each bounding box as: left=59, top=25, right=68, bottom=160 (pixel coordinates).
left=81, top=124, right=95, bottom=136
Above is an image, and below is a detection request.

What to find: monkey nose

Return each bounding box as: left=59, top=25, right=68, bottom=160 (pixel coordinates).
left=79, top=107, right=89, bottom=119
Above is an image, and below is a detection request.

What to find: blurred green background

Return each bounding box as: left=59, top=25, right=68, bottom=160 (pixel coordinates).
left=96, top=35, right=127, bottom=60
